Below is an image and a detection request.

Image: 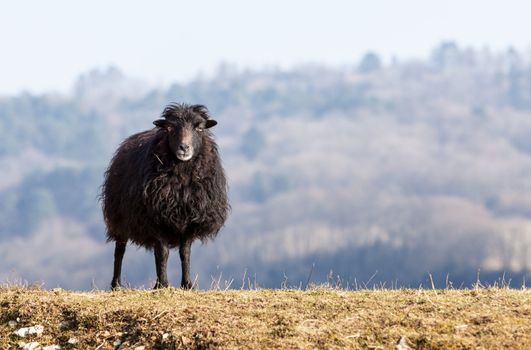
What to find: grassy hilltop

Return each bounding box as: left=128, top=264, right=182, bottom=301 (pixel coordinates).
left=1, top=287, right=530, bottom=349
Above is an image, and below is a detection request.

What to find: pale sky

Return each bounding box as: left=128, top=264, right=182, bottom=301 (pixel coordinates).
left=1, top=0, right=531, bottom=95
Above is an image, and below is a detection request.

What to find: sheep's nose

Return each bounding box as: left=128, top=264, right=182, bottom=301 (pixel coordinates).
left=178, top=144, right=190, bottom=152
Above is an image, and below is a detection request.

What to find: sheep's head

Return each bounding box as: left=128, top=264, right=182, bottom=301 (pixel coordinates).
left=153, top=104, right=217, bottom=161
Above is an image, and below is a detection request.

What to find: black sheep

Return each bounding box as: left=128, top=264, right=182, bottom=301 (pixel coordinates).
left=101, top=103, right=229, bottom=289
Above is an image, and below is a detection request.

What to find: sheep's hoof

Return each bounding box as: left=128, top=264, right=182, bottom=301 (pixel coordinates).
left=111, top=280, right=122, bottom=291
left=181, top=281, right=193, bottom=290
left=154, top=281, right=169, bottom=289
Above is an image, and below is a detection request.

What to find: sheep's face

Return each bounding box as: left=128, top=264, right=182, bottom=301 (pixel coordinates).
left=153, top=104, right=217, bottom=162
left=167, top=121, right=204, bottom=161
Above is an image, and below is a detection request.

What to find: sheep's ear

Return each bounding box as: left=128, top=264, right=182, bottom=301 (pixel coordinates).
left=205, top=119, right=218, bottom=129
left=153, top=119, right=171, bottom=128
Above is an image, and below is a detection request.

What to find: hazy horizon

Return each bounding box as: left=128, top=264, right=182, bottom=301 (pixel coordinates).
left=2, top=0, right=531, bottom=95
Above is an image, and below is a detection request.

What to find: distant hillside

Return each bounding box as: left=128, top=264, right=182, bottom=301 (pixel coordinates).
left=1, top=287, right=530, bottom=349
left=1, top=42, right=531, bottom=289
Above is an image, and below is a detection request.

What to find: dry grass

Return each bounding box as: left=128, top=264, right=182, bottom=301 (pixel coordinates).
left=1, top=287, right=530, bottom=349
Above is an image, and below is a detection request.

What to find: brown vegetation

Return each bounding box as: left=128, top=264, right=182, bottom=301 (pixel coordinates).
left=1, top=287, right=530, bottom=349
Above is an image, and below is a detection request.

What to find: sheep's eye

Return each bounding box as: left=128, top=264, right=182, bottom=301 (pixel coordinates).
left=195, top=127, right=204, bottom=132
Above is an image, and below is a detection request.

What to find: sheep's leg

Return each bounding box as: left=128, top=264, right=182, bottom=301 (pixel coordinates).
left=154, top=240, right=170, bottom=288
left=111, top=241, right=127, bottom=290
left=179, top=239, right=193, bottom=289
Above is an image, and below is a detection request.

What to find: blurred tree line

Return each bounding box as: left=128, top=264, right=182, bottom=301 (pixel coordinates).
left=1, top=41, right=530, bottom=288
